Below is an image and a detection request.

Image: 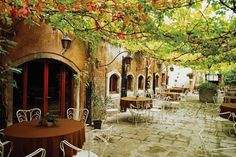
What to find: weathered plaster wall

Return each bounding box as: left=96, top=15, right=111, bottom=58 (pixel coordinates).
left=2, top=21, right=87, bottom=71
left=1, top=21, right=88, bottom=125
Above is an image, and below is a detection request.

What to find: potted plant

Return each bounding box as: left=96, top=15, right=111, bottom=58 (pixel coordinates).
left=91, top=92, right=111, bottom=129
left=198, top=82, right=218, bottom=103
left=39, top=112, right=58, bottom=127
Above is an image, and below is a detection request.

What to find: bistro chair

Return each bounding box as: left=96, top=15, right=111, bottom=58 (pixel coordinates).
left=105, top=103, right=119, bottom=123
left=60, top=126, right=113, bottom=157
left=198, top=128, right=236, bottom=157
left=25, top=148, right=46, bottom=157
left=149, top=99, right=164, bottom=122
left=0, top=129, right=4, bottom=139
left=67, top=108, right=89, bottom=126
left=16, top=108, right=41, bottom=123
left=205, top=102, right=233, bottom=131
left=0, top=137, right=13, bottom=157
left=229, top=113, right=236, bottom=136
left=128, top=104, right=148, bottom=126
left=60, top=140, right=98, bottom=157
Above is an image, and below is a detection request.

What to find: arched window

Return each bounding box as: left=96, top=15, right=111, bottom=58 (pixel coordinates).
left=127, top=75, right=133, bottom=91
left=109, top=74, right=119, bottom=93
left=138, top=76, right=144, bottom=90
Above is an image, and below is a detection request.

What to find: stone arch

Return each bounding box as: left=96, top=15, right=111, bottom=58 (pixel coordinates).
left=12, top=52, right=81, bottom=73
left=126, top=72, right=134, bottom=91
left=106, top=70, right=121, bottom=98
left=137, top=74, right=145, bottom=91
left=5, top=52, right=82, bottom=124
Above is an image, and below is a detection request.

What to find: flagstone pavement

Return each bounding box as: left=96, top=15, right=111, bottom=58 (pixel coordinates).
left=84, top=94, right=236, bottom=157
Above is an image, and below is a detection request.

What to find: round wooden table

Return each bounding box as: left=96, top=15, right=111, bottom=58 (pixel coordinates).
left=223, top=96, right=236, bottom=103
left=4, top=119, right=85, bottom=157
left=120, top=97, right=152, bottom=112
left=220, top=103, right=236, bottom=120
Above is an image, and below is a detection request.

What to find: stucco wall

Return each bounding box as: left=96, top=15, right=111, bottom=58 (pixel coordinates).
left=0, top=21, right=88, bottom=125
left=2, top=21, right=87, bottom=71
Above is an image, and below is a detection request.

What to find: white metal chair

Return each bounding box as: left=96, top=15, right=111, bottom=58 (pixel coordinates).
left=208, top=102, right=232, bottom=131
left=86, top=125, right=113, bottom=157
left=60, top=140, right=98, bottom=157
left=67, top=108, right=89, bottom=126
left=149, top=99, right=164, bottom=122
left=105, top=103, right=119, bottom=123
left=198, top=129, right=236, bottom=157
left=229, top=113, right=236, bottom=136
left=0, top=134, right=13, bottom=157
left=128, top=104, right=148, bottom=126
left=60, top=126, right=113, bottom=157
left=25, top=148, right=46, bottom=157
left=16, top=108, right=41, bottom=122
left=0, top=129, right=4, bottom=138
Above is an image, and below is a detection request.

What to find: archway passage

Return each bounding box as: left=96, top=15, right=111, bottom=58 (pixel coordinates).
left=13, top=59, right=75, bottom=123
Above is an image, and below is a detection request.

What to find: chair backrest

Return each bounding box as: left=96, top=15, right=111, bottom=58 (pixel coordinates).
left=86, top=125, right=113, bottom=157
left=0, top=139, right=13, bottom=157
left=130, top=104, right=138, bottom=110
left=60, top=140, right=83, bottom=157
left=90, top=125, right=113, bottom=144
left=25, top=148, right=46, bottom=157
left=231, top=112, right=236, bottom=122
left=0, top=129, right=4, bottom=139
left=163, top=96, right=171, bottom=101
left=16, top=108, right=41, bottom=122
left=67, top=108, right=89, bottom=124
left=106, top=102, right=118, bottom=110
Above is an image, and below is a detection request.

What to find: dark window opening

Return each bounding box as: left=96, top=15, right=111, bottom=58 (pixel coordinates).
left=127, top=75, right=133, bottom=91
left=109, top=74, right=119, bottom=93
left=155, top=75, right=159, bottom=88
left=13, top=59, right=75, bottom=123
left=138, top=76, right=144, bottom=90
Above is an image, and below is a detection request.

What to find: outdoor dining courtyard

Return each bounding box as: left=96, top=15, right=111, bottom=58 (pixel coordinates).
left=84, top=94, right=236, bottom=157
left=1, top=1, right=236, bottom=157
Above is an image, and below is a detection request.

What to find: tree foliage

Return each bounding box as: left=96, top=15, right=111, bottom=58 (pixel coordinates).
left=0, top=0, right=235, bottom=72
left=223, top=68, right=236, bottom=85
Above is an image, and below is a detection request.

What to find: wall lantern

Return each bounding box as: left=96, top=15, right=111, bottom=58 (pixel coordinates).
left=157, top=63, right=162, bottom=69
left=170, top=65, right=174, bottom=71
left=123, top=55, right=133, bottom=65
left=61, top=34, right=72, bottom=50
left=95, top=51, right=131, bottom=68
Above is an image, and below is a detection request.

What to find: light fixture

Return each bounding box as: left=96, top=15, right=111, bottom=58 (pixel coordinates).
left=61, top=34, right=72, bottom=50
left=170, top=65, right=174, bottom=71
left=95, top=51, right=131, bottom=68
left=123, top=55, right=132, bottom=65
left=157, top=60, right=162, bottom=69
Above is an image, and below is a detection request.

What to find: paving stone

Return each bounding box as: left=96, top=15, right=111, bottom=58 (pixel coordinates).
left=84, top=95, right=236, bottom=157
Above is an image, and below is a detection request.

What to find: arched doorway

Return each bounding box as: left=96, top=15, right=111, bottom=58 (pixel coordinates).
left=13, top=59, right=75, bottom=122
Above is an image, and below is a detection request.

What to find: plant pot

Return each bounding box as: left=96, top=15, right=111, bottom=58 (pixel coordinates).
left=93, top=119, right=102, bottom=129
left=47, top=121, right=54, bottom=127
left=199, top=89, right=217, bottom=103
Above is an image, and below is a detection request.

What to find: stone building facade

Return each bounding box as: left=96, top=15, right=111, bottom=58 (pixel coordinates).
left=0, top=21, right=88, bottom=126
left=0, top=21, right=165, bottom=127
left=94, top=44, right=165, bottom=108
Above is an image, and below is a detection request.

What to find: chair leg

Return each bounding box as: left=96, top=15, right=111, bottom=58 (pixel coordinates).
left=116, top=112, right=119, bottom=124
